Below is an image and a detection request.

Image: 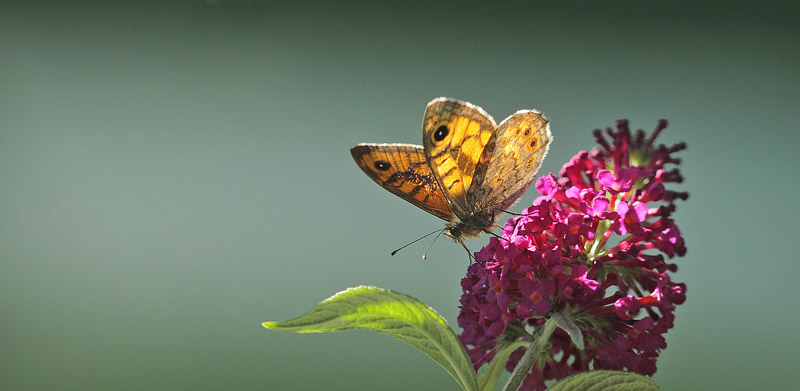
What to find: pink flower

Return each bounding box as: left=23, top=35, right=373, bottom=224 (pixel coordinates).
left=457, top=120, right=688, bottom=391
left=597, top=168, right=640, bottom=194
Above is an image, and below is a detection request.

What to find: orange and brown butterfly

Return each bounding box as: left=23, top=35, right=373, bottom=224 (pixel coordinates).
left=350, top=97, right=552, bottom=250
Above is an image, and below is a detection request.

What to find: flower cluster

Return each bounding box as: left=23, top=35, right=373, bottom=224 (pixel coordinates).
left=458, top=120, right=688, bottom=390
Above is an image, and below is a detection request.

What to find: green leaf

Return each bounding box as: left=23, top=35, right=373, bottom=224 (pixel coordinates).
left=477, top=341, right=527, bottom=391
left=263, top=286, right=479, bottom=391
left=551, top=312, right=584, bottom=350
left=548, top=370, right=658, bottom=391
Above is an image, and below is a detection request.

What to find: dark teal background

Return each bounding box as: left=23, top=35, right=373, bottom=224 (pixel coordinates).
left=2, top=1, right=798, bottom=390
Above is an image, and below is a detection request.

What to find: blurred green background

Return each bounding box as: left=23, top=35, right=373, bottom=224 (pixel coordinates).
left=1, top=1, right=798, bottom=390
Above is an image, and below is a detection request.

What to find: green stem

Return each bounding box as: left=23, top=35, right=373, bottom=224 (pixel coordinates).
left=501, top=318, right=557, bottom=391
left=589, top=219, right=611, bottom=259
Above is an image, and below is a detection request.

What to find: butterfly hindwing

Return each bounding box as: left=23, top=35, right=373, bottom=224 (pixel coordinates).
left=350, top=143, right=454, bottom=221
left=421, top=98, right=496, bottom=217
left=470, top=110, right=552, bottom=211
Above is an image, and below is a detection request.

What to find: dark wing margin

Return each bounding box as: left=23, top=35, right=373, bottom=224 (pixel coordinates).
left=350, top=143, right=454, bottom=221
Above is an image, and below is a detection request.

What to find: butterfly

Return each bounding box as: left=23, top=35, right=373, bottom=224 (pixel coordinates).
left=351, top=97, right=552, bottom=251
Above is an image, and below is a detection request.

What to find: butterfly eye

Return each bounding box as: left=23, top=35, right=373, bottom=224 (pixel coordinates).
left=373, top=160, right=391, bottom=171
left=433, top=125, right=449, bottom=142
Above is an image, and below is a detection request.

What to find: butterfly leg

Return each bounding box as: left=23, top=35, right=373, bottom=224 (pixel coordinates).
left=457, top=239, right=475, bottom=263
left=486, top=229, right=535, bottom=256
left=494, top=208, right=531, bottom=217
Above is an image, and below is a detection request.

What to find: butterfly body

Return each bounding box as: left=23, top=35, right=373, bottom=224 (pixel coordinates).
left=442, top=209, right=495, bottom=240
left=351, top=97, right=552, bottom=244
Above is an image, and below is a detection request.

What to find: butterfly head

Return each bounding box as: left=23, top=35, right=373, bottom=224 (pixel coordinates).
left=444, top=210, right=496, bottom=241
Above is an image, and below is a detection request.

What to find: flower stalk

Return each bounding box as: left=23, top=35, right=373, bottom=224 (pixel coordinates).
left=502, top=319, right=557, bottom=391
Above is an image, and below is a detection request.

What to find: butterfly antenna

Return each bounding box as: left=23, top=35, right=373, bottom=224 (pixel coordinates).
left=421, top=229, right=446, bottom=260
left=391, top=228, right=445, bottom=256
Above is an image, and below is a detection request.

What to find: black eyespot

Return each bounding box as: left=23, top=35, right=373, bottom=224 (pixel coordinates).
left=373, top=160, right=391, bottom=171
left=530, top=140, right=536, bottom=147
left=434, top=125, right=449, bottom=142
left=524, top=129, right=531, bottom=136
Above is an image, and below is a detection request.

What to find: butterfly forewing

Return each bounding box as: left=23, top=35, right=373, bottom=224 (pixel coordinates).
left=350, top=143, right=454, bottom=221
left=421, top=98, right=496, bottom=218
